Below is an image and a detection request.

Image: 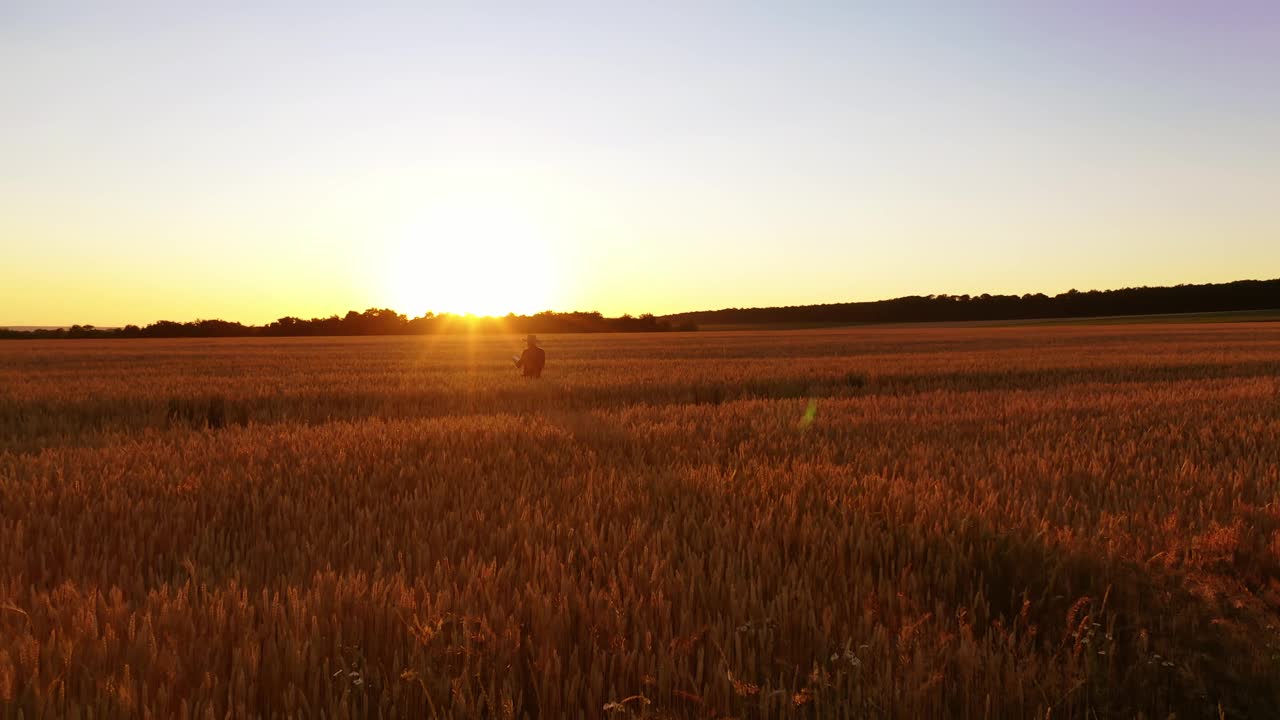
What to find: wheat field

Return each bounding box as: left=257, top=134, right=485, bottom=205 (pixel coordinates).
left=1, top=325, right=1279, bottom=719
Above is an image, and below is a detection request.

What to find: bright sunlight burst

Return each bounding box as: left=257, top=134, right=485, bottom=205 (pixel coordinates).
left=384, top=197, right=557, bottom=317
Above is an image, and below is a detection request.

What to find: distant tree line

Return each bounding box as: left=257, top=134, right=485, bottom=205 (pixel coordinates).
left=0, top=309, right=697, bottom=340
left=6, top=278, right=1277, bottom=340
left=662, top=278, right=1280, bottom=326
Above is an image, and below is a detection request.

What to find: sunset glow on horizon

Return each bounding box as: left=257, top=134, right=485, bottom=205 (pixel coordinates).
left=3, top=3, right=1278, bottom=326
left=379, top=192, right=562, bottom=318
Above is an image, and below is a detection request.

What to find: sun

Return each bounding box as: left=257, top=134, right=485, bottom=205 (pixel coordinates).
left=384, top=198, right=557, bottom=317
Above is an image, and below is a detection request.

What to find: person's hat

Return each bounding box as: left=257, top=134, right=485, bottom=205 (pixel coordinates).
left=525, top=334, right=538, bottom=344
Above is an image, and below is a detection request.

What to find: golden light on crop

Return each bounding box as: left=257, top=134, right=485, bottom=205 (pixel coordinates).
left=383, top=197, right=557, bottom=318
left=5, top=324, right=1280, bottom=716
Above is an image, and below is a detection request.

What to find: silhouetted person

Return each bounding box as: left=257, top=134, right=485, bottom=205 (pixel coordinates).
left=514, top=334, right=545, bottom=378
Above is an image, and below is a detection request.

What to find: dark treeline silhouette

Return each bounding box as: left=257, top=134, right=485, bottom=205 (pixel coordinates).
left=0, top=309, right=697, bottom=340
left=663, top=278, right=1280, bottom=327
left=6, top=278, right=1277, bottom=340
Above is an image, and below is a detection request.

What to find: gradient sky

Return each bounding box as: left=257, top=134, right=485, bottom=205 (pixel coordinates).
left=3, top=2, right=1278, bottom=325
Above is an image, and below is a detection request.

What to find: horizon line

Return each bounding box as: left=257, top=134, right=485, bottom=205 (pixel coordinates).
left=6, top=276, right=1276, bottom=329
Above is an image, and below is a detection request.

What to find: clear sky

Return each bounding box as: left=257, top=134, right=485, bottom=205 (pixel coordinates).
left=3, top=2, right=1278, bottom=325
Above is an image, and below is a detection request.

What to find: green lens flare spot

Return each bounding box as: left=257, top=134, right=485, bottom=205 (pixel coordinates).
left=799, top=398, right=818, bottom=429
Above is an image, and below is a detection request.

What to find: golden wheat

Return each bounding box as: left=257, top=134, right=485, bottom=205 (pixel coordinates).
left=1, top=324, right=1278, bottom=718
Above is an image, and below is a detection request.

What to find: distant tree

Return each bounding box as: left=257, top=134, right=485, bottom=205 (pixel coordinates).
left=663, top=279, right=1280, bottom=327
left=9, top=277, right=1274, bottom=340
